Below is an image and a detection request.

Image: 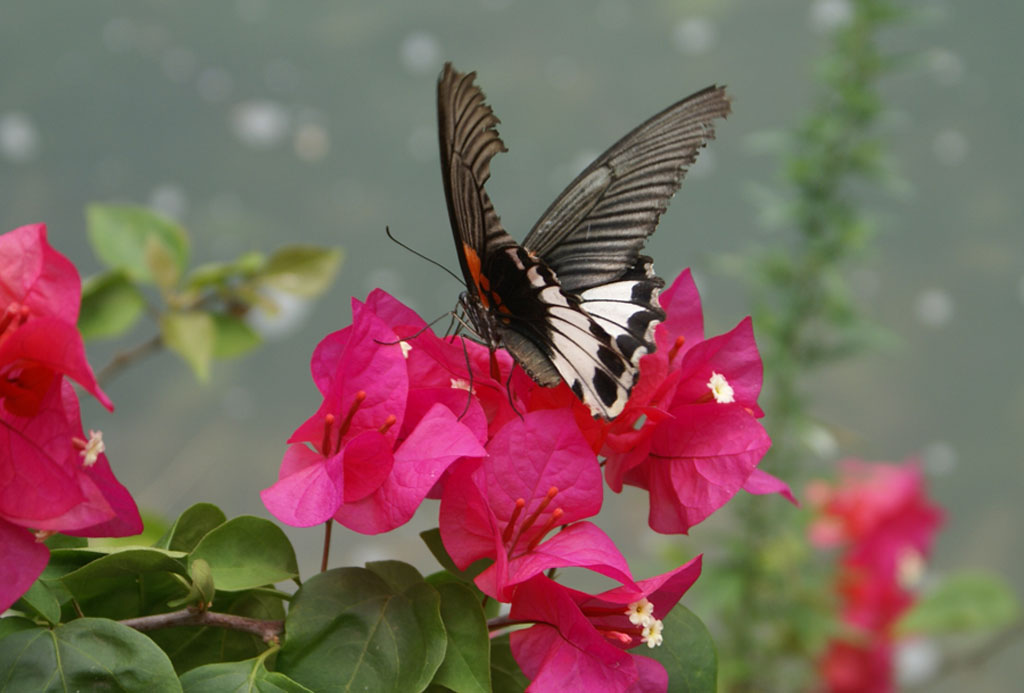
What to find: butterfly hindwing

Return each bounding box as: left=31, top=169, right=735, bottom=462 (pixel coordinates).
left=436, top=63, right=729, bottom=419
left=483, top=246, right=636, bottom=415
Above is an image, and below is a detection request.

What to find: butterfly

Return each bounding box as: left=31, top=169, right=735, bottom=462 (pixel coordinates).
left=437, top=63, right=730, bottom=419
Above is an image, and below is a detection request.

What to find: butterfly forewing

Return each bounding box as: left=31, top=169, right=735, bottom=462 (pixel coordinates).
left=523, top=85, right=731, bottom=294
left=436, top=63, right=730, bottom=419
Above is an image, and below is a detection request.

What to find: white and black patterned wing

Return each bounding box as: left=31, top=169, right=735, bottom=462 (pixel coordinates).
left=485, top=247, right=636, bottom=417
left=522, top=85, right=731, bottom=293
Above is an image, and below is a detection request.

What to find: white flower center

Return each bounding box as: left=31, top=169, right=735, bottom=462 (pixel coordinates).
left=399, top=340, right=412, bottom=359
left=641, top=618, right=664, bottom=648
left=625, top=598, right=655, bottom=626
left=81, top=430, right=105, bottom=467
left=707, top=371, right=735, bottom=403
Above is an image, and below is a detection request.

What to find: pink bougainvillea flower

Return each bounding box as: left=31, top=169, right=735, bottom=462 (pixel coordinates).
left=0, top=519, right=49, bottom=614
left=333, top=402, right=485, bottom=534
left=820, top=638, right=893, bottom=693
left=0, top=379, right=141, bottom=611
left=0, top=224, right=111, bottom=413
left=439, top=409, right=632, bottom=601
left=262, top=295, right=484, bottom=532
left=261, top=303, right=408, bottom=527
left=508, top=556, right=703, bottom=692
left=0, top=223, right=81, bottom=323
left=602, top=270, right=777, bottom=534
left=809, top=460, right=943, bottom=556
left=810, top=459, right=944, bottom=692
left=360, top=288, right=522, bottom=440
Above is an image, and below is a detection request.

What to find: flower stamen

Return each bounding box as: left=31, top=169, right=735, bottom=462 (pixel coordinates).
left=502, top=498, right=526, bottom=544
left=320, top=414, right=336, bottom=455
left=337, top=390, right=366, bottom=439
left=668, top=335, right=686, bottom=363
left=76, top=429, right=105, bottom=467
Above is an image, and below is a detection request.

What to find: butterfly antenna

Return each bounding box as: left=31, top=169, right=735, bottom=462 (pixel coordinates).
left=385, top=226, right=464, bottom=285
left=373, top=311, right=452, bottom=346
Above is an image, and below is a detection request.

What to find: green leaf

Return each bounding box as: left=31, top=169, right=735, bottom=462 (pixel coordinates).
left=12, top=579, right=61, bottom=625
left=58, top=547, right=189, bottom=601
left=86, top=204, right=190, bottom=284
left=78, top=270, right=147, bottom=340
left=156, top=502, right=228, bottom=552
left=0, top=618, right=181, bottom=691
left=212, top=312, right=262, bottom=359
left=44, top=534, right=88, bottom=550
left=643, top=605, right=717, bottom=693
left=366, top=560, right=427, bottom=593
left=259, top=246, right=342, bottom=298
left=432, top=582, right=490, bottom=693
left=180, top=656, right=314, bottom=693
left=277, top=567, right=446, bottom=693
left=0, top=616, right=37, bottom=639
left=189, top=516, right=299, bottom=591
left=897, top=571, right=1021, bottom=635
left=191, top=558, right=216, bottom=605
left=149, top=590, right=285, bottom=675
left=147, top=232, right=184, bottom=291
left=420, top=528, right=491, bottom=586
left=185, top=251, right=267, bottom=290
left=161, top=310, right=215, bottom=382
left=489, top=635, right=528, bottom=693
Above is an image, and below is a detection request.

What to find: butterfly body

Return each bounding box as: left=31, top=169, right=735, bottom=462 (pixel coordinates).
left=437, top=63, right=730, bottom=419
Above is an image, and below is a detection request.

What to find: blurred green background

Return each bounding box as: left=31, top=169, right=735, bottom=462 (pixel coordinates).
left=1, top=1, right=1020, bottom=689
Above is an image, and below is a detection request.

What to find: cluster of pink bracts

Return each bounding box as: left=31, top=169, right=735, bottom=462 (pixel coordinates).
left=0, top=224, right=141, bottom=613
left=811, top=460, right=944, bottom=692
left=262, top=268, right=795, bottom=690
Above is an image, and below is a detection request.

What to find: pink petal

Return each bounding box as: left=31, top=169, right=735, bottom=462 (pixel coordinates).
left=0, top=318, right=112, bottom=411
left=47, top=382, right=139, bottom=537
left=439, top=457, right=503, bottom=569
left=0, top=224, right=81, bottom=323
left=510, top=577, right=652, bottom=692
left=641, top=404, right=770, bottom=533
left=743, top=468, right=799, bottom=506
left=484, top=410, right=603, bottom=530
left=674, top=317, right=762, bottom=410
left=291, top=307, right=408, bottom=447
left=261, top=446, right=345, bottom=527
left=363, top=288, right=428, bottom=330
left=0, top=380, right=89, bottom=525
left=0, top=519, right=50, bottom=613
left=308, top=325, right=352, bottom=395
left=340, top=431, right=394, bottom=502
left=333, top=404, right=484, bottom=534
left=484, top=521, right=635, bottom=601
left=654, top=269, right=704, bottom=353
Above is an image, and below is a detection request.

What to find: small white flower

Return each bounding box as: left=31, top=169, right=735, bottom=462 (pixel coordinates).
left=450, top=378, right=472, bottom=392
left=641, top=618, right=664, bottom=648
left=707, top=371, right=735, bottom=403
left=897, top=548, right=926, bottom=589
left=81, top=430, right=105, bottom=467
left=625, top=598, right=655, bottom=626
left=399, top=340, right=412, bottom=359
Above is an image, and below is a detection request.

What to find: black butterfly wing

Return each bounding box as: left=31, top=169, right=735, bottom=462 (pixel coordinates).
left=436, top=64, right=730, bottom=419
left=437, top=63, right=515, bottom=288
left=437, top=64, right=563, bottom=388
left=438, top=64, right=635, bottom=414
left=522, top=85, right=732, bottom=292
